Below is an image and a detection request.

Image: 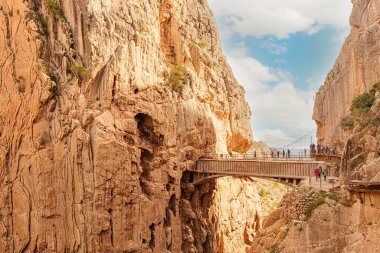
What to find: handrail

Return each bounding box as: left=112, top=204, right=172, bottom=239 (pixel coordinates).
left=200, top=152, right=342, bottom=161
left=200, top=153, right=313, bottom=161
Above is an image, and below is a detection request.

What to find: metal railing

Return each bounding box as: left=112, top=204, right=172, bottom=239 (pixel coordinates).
left=200, top=153, right=313, bottom=161
left=310, top=150, right=342, bottom=157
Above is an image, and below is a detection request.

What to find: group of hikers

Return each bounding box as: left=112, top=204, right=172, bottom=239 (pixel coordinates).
left=248, top=149, right=292, bottom=158
left=310, top=143, right=337, bottom=155
left=270, top=149, right=292, bottom=158
left=314, top=166, right=328, bottom=181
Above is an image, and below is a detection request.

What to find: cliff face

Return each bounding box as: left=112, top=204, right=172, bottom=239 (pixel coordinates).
left=252, top=188, right=380, bottom=253
left=0, top=0, right=253, bottom=252
left=206, top=177, right=287, bottom=253
left=313, top=0, right=380, bottom=151
left=340, top=94, right=380, bottom=183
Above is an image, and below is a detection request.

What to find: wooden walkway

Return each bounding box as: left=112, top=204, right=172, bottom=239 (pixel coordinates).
left=310, top=153, right=341, bottom=164
left=190, top=158, right=325, bottom=185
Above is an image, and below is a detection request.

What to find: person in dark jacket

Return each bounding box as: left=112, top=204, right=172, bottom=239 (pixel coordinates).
left=322, top=168, right=328, bottom=181
left=318, top=166, right=323, bottom=178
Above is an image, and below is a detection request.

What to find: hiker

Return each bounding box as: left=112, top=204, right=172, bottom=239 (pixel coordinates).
left=311, top=143, right=316, bottom=153
left=277, top=150, right=280, bottom=158
left=318, top=166, right=323, bottom=178
left=254, top=151, right=257, bottom=158
left=314, top=168, right=320, bottom=181
left=304, top=148, right=307, bottom=157
left=322, top=168, right=328, bottom=181
left=282, top=150, right=285, bottom=158
left=271, top=150, right=274, bottom=158
left=287, top=149, right=291, bottom=159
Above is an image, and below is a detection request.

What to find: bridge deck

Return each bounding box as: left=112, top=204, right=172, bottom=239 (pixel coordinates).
left=190, top=159, right=324, bottom=183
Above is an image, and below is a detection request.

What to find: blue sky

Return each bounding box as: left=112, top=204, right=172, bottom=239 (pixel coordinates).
left=208, top=0, right=352, bottom=148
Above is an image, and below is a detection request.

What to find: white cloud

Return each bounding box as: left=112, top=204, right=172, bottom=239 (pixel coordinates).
left=261, top=38, right=287, bottom=54
left=254, top=129, right=295, bottom=148
left=226, top=44, right=318, bottom=148
left=209, top=0, right=352, bottom=39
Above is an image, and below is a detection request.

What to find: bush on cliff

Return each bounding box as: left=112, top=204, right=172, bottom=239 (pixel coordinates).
left=371, top=82, right=380, bottom=93
left=69, top=63, right=88, bottom=76
left=168, top=65, right=187, bottom=92
left=304, top=196, right=325, bottom=219
left=36, top=14, right=48, bottom=35
left=351, top=92, right=375, bottom=114
left=340, top=84, right=379, bottom=130
left=45, top=0, right=63, bottom=18
left=340, top=115, right=354, bottom=130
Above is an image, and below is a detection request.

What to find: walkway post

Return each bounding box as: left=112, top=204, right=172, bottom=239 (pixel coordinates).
left=320, top=173, right=322, bottom=189
left=308, top=166, right=311, bottom=184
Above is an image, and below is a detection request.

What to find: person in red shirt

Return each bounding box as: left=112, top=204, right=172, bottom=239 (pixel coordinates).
left=314, top=168, right=320, bottom=181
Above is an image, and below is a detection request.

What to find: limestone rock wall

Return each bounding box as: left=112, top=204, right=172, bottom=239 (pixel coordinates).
left=180, top=176, right=288, bottom=253
left=0, top=0, right=252, bottom=252
left=207, top=177, right=287, bottom=253
left=252, top=188, right=380, bottom=253
left=313, top=0, right=380, bottom=151
left=340, top=94, right=380, bottom=183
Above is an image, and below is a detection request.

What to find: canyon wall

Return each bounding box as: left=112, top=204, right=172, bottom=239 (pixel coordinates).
left=252, top=187, right=380, bottom=253
left=0, top=0, right=254, bottom=252
left=340, top=93, right=380, bottom=183
left=313, top=0, right=380, bottom=151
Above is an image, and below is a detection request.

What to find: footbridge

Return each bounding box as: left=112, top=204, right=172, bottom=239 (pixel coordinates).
left=189, top=154, right=325, bottom=185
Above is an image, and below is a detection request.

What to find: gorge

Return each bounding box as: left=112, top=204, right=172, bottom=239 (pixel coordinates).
left=0, top=0, right=379, bottom=253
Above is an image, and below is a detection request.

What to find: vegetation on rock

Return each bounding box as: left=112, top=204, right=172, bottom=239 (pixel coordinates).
left=340, top=115, right=354, bottom=130
left=45, top=0, right=63, bottom=18
left=340, top=82, right=379, bottom=130
left=69, top=63, right=88, bottom=75
left=269, top=243, right=281, bottom=253
left=168, top=65, right=187, bottom=91
left=36, top=14, right=48, bottom=35
left=39, top=131, right=49, bottom=146
left=197, top=40, right=208, bottom=49
left=304, top=196, right=325, bottom=219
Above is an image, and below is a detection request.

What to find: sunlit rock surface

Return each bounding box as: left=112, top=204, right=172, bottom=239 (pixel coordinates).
left=0, top=0, right=254, bottom=252
left=313, top=0, right=380, bottom=152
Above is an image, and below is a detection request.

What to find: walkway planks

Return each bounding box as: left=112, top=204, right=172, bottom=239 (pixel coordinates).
left=190, top=159, right=324, bottom=184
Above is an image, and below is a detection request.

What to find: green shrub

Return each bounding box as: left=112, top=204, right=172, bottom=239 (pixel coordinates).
left=49, top=74, right=58, bottom=83
left=18, top=84, right=26, bottom=93
left=269, top=203, right=277, bottom=213
left=340, top=115, right=354, bottom=130
left=168, top=65, right=187, bottom=91
left=197, top=40, right=208, bottom=49
left=319, top=190, right=339, bottom=201
left=304, top=196, right=325, bottom=219
left=16, top=75, right=25, bottom=83
left=69, top=63, right=87, bottom=75
left=341, top=90, right=377, bottom=130
left=268, top=243, right=281, bottom=253
left=45, top=0, right=63, bottom=18
left=259, top=188, right=268, bottom=198
left=49, top=83, right=61, bottom=100
left=371, top=82, right=380, bottom=93
left=39, top=132, right=49, bottom=146
left=36, top=14, right=48, bottom=35
left=350, top=92, right=375, bottom=114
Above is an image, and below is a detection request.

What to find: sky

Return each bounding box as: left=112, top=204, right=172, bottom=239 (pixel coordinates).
left=208, top=0, right=352, bottom=149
